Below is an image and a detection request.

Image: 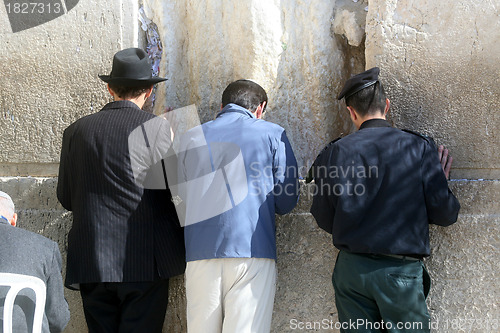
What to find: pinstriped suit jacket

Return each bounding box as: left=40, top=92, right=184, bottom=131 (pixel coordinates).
left=57, top=100, right=185, bottom=289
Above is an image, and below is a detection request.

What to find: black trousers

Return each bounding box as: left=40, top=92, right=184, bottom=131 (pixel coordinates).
left=80, top=279, right=170, bottom=333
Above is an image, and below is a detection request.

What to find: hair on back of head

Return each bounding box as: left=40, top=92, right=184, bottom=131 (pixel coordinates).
left=109, top=83, right=153, bottom=100
left=222, top=80, right=268, bottom=112
left=345, top=82, right=386, bottom=117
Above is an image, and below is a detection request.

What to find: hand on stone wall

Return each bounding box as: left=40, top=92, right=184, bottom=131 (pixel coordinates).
left=438, top=145, right=453, bottom=180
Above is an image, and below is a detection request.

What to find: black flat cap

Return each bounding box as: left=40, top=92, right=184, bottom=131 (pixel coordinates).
left=337, top=67, right=379, bottom=100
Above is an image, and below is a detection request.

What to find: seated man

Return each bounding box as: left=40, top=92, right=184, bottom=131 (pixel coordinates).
left=0, top=190, right=70, bottom=332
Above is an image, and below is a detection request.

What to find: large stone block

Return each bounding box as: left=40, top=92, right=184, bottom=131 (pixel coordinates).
left=0, top=0, right=138, bottom=176
left=427, top=216, right=499, bottom=333
left=365, top=0, right=500, bottom=179
left=143, top=0, right=354, bottom=174
left=274, top=213, right=338, bottom=332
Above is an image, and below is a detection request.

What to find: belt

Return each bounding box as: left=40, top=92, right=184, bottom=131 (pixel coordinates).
left=378, top=254, right=422, bottom=261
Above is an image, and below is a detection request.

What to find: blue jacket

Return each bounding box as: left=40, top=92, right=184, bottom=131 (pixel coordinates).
left=178, top=103, right=299, bottom=261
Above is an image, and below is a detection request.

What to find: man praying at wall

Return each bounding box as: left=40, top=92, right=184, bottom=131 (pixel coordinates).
left=177, top=79, right=300, bottom=333
left=57, top=48, right=185, bottom=332
left=308, top=67, right=460, bottom=332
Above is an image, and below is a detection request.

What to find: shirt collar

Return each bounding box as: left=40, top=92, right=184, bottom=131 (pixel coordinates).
left=216, top=103, right=256, bottom=119
left=103, top=100, right=143, bottom=111
left=359, top=118, right=391, bottom=130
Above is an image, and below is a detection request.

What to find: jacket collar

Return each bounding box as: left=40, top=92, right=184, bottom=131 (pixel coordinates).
left=359, top=118, right=391, bottom=130
left=102, top=100, right=143, bottom=111
left=0, top=216, right=10, bottom=226
left=216, top=103, right=256, bottom=119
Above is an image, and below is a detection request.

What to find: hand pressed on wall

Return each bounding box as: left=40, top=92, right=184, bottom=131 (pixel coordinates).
left=438, top=145, right=453, bottom=180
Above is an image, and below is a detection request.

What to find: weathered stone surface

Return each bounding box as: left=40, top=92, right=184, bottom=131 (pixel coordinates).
left=143, top=0, right=350, bottom=174
left=142, top=0, right=285, bottom=123
left=365, top=0, right=500, bottom=180
left=0, top=0, right=138, bottom=176
left=274, top=213, right=338, bottom=332
left=427, top=216, right=500, bottom=333
left=332, top=0, right=368, bottom=47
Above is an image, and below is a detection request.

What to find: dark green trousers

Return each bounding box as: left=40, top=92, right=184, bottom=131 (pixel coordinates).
left=333, top=251, right=431, bottom=333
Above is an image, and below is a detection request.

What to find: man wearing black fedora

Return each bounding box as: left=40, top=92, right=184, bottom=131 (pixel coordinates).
left=57, top=48, right=185, bottom=332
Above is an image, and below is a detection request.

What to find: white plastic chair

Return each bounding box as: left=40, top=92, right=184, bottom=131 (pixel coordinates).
left=0, top=273, right=46, bottom=333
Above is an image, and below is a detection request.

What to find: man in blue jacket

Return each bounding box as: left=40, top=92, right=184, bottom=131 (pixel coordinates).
left=177, top=79, right=299, bottom=333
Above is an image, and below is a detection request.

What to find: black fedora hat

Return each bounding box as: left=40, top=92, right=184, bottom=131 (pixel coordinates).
left=99, top=48, right=167, bottom=86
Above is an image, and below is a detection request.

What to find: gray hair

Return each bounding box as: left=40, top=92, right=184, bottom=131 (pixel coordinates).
left=0, top=191, right=15, bottom=219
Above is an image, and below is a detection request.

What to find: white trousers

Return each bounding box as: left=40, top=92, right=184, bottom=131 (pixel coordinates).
left=186, top=258, right=277, bottom=333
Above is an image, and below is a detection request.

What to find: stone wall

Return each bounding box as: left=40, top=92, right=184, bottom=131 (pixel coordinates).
left=2, top=177, right=498, bottom=332
left=366, top=0, right=500, bottom=180
left=0, top=0, right=498, bottom=332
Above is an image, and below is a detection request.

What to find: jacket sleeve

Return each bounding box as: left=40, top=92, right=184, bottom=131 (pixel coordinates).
left=421, top=139, right=461, bottom=226
left=273, top=130, right=299, bottom=215
left=45, top=242, right=70, bottom=333
left=131, top=116, right=174, bottom=190
left=309, top=148, right=335, bottom=234
left=56, top=127, right=72, bottom=211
